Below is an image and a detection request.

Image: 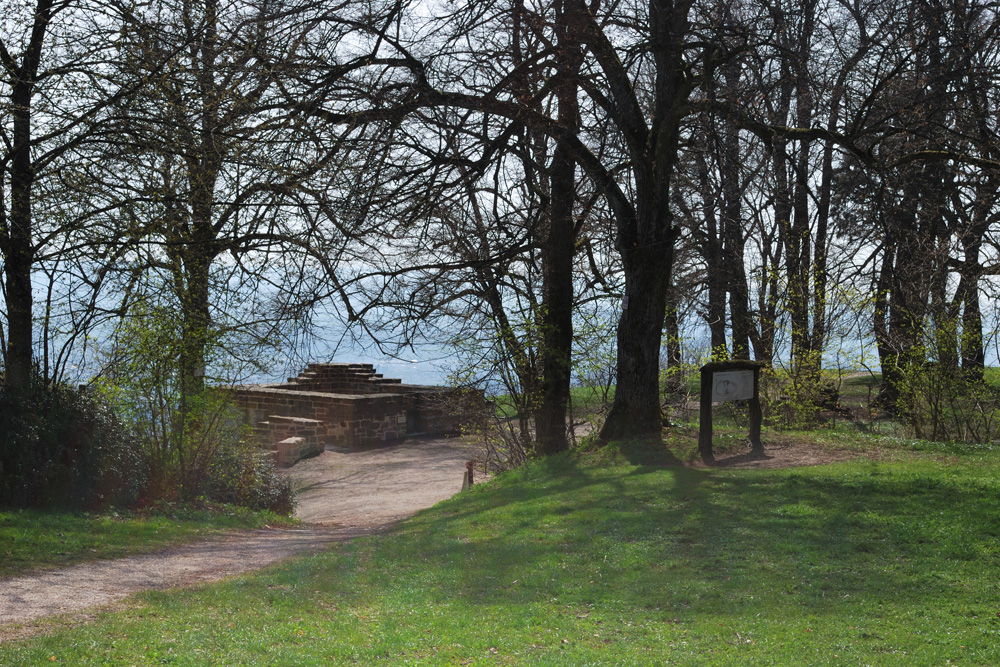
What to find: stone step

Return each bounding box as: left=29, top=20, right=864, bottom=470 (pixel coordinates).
left=267, top=415, right=324, bottom=426
left=254, top=416, right=324, bottom=442
left=273, top=436, right=324, bottom=467
left=233, top=363, right=468, bottom=451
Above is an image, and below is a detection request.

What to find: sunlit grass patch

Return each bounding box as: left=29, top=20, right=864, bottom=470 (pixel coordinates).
left=0, top=504, right=293, bottom=578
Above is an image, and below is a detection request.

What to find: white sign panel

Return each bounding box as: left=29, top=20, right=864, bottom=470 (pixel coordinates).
left=712, top=370, right=754, bottom=403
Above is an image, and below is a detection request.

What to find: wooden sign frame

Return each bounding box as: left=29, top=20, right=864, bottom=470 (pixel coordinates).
left=698, top=360, right=766, bottom=464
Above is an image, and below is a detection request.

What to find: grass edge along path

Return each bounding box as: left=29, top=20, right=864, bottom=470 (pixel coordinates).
left=3, top=439, right=1000, bottom=665
left=0, top=504, right=293, bottom=579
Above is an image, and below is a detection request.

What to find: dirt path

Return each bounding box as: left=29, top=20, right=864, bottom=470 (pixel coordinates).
left=0, top=436, right=479, bottom=639
left=695, top=436, right=859, bottom=469
left=288, top=437, right=480, bottom=526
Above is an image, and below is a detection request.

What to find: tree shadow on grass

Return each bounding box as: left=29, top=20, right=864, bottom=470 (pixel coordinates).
left=374, top=460, right=1000, bottom=628
left=612, top=435, right=685, bottom=467
left=710, top=450, right=771, bottom=466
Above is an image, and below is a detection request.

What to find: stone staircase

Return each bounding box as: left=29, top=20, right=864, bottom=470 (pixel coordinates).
left=283, top=363, right=403, bottom=393
left=251, top=364, right=408, bottom=466
left=237, top=362, right=465, bottom=468
left=254, top=415, right=325, bottom=467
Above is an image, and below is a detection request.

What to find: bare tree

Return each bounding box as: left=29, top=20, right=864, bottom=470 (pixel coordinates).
left=102, top=0, right=394, bottom=401
left=0, top=0, right=145, bottom=388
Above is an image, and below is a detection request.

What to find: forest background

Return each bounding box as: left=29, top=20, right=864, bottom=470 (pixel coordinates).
left=1, top=0, right=999, bottom=508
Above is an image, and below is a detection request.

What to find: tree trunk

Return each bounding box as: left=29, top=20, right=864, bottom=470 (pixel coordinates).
left=873, top=245, right=899, bottom=406
left=958, top=238, right=984, bottom=379
left=811, top=119, right=836, bottom=366
left=694, top=127, right=727, bottom=357
left=788, top=0, right=817, bottom=380
left=537, top=140, right=576, bottom=454
left=0, top=0, right=56, bottom=390
left=961, top=282, right=984, bottom=378
left=4, top=83, right=36, bottom=390
left=600, top=243, right=674, bottom=441
left=597, top=0, right=692, bottom=442
left=719, top=105, right=750, bottom=359
left=770, top=69, right=795, bottom=365
left=879, top=181, right=931, bottom=406
left=535, top=0, right=583, bottom=455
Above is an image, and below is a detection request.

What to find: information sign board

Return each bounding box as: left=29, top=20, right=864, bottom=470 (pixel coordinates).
left=711, top=370, right=754, bottom=403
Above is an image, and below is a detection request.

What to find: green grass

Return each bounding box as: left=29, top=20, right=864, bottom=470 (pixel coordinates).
left=494, top=384, right=615, bottom=420
left=4, top=440, right=1000, bottom=664
left=837, top=371, right=882, bottom=402
left=0, top=504, right=292, bottom=578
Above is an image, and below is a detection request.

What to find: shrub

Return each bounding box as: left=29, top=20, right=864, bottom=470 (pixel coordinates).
left=659, top=360, right=698, bottom=425
left=93, top=303, right=296, bottom=515
left=99, top=380, right=296, bottom=515
left=896, top=363, right=1000, bottom=443
left=0, top=382, right=146, bottom=509
left=204, top=439, right=295, bottom=515
left=453, top=389, right=528, bottom=474
left=759, top=366, right=841, bottom=429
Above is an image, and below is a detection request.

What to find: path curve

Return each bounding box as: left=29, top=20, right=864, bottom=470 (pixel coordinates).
left=0, top=436, right=479, bottom=637
left=288, top=437, right=479, bottom=525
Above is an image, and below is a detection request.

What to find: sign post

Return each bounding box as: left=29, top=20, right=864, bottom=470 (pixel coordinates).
left=699, top=360, right=765, bottom=464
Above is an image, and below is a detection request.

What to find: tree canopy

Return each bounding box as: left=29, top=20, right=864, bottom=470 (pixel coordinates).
left=2, top=0, right=999, bottom=452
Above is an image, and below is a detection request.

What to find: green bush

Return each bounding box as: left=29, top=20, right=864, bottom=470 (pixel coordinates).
left=0, top=382, right=146, bottom=509
left=896, top=362, right=1000, bottom=443
left=99, top=376, right=296, bottom=515
left=94, top=304, right=295, bottom=515
left=204, top=439, right=295, bottom=515
left=759, top=366, right=841, bottom=429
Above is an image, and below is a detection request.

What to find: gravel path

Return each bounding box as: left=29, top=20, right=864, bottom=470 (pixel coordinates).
left=0, top=436, right=479, bottom=638
left=288, top=437, right=479, bottom=526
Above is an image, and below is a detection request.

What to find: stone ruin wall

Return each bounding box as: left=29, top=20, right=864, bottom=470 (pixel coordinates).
left=232, top=363, right=472, bottom=466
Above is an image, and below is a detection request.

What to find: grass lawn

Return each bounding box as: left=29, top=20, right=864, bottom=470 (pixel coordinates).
left=493, top=385, right=616, bottom=421
left=0, top=504, right=292, bottom=579
left=3, top=436, right=1000, bottom=665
